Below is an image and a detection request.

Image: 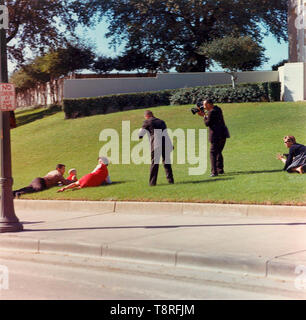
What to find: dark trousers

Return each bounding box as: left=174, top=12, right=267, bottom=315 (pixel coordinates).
left=13, top=177, right=47, bottom=197
left=210, top=138, right=226, bottom=175
left=150, top=148, right=174, bottom=186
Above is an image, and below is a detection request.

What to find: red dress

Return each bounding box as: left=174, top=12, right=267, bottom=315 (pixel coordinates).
left=78, top=164, right=109, bottom=188
left=67, top=173, right=76, bottom=182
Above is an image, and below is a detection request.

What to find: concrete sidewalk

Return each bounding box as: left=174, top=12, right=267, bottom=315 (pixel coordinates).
left=1, top=200, right=306, bottom=285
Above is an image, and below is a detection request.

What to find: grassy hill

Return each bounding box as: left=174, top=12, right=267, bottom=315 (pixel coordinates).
left=11, top=102, right=306, bottom=205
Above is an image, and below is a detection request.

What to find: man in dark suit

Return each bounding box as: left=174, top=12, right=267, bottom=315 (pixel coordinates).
left=198, top=99, right=229, bottom=177
left=139, top=110, right=174, bottom=186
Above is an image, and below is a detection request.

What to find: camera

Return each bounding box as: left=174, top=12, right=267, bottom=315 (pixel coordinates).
left=191, top=101, right=205, bottom=115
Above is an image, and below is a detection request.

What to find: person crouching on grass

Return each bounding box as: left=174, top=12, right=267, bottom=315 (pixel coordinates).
left=277, top=136, right=306, bottom=174
left=57, top=157, right=112, bottom=192
left=67, top=168, right=78, bottom=182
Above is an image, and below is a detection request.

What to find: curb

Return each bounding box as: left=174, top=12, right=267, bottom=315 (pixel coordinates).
left=14, top=199, right=306, bottom=217
left=0, top=236, right=301, bottom=280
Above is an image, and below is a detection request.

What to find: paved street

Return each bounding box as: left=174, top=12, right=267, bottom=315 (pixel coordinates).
left=0, top=202, right=306, bottom=299
left=0, top=251, right=292, bottom=300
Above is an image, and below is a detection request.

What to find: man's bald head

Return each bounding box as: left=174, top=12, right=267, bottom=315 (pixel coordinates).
left=144, top=110, right=154, bottom=119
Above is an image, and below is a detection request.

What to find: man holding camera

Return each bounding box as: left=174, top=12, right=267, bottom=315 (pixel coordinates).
left=197, top=99, right=230, bottom=177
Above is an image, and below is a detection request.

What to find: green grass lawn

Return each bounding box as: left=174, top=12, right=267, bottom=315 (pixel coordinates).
left=11, top=102, right=306, bottom=205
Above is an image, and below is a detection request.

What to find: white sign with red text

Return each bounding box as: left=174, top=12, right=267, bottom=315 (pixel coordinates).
left=0, top=83, right=16, bottom=111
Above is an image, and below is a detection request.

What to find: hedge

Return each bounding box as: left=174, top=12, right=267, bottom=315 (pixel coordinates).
left=63, top=81, right=281, bottom=119
left=169, top=82, right=281, bottom=105
left=63, top=90, right=174, bottom=119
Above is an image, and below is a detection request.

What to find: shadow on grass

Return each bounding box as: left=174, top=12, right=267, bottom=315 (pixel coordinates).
left=16, top=105, right=62, bottom=127
left=105, top=181, right=130, bottom=186
left=157, top=177, right=234, bottom=186
left=225, top=169, right=283, bottom=176
left=23, top=221, right=306, bottom=233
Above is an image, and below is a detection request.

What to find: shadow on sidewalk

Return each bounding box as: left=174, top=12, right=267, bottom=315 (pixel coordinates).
left=22, top=221, right=306, bottom=233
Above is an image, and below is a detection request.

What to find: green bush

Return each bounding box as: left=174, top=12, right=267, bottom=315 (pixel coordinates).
left=63, top=82, right=281, bottom=119
left=169, top=82, right=280, bottom=105
left=63, top=90, right=174, bottom=119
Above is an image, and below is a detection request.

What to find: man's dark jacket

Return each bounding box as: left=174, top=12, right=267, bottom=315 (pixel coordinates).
left=204, top=105, right=229, bottom=143
left=139, top=117, right=173, bottom=150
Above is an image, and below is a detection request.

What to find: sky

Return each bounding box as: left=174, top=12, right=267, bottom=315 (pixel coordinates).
left=80, top=21, right=289, bottom=72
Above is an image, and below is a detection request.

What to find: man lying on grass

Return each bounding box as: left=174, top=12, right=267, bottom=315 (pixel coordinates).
left=13, top=164, right=71, bottom=198
left=57, top=157, right=112, bottom=192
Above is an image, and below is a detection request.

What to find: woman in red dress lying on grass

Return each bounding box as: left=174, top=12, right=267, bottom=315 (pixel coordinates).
left=57, top=157, right=111, bottom=192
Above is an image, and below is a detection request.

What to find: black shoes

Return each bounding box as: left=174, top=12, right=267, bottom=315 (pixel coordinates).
left=13, top=191, right=21, bottom=199
left=210, top=170, right=224, bottom=177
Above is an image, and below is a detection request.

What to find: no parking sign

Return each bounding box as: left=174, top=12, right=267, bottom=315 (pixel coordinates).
left=0, top=83, right=16, bottom=111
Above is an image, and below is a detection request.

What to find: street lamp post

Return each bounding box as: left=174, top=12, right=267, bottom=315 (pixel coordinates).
left=0, top=1, right=23, bottom=233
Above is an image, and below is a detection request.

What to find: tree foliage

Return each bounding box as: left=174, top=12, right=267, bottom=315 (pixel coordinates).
left=93, top=55, right=117, bottom=74
left=39, top=44, right=95, bottom=79
left=198, top=36, right=268, bottom=87
left=198, top=36, right=268, bottom=72
left=271, top=59, right=288, bottom=71
left=198, top=36, right=267, bottom=88
left=93, top=49, right=160, bottom=73
left=83, top=0, right=288, bottom=72
left=10, top=44, right=95, bottom=92
left=6, top=0, right=94, bottom=63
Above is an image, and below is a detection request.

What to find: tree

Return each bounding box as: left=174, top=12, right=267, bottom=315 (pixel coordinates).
left=272, top=59, right=288, bottom=71
left=10, top=68, right=37, bottom=92
left=93, top=55, right=118, bottom=74
left=11, top=44, right=95, bottom=104
left=115, top=49, right=159, bottom=73
left=83, top=0, right=288, bottom=72
left=93, top=50, right=160, bottom=73
left=6, top=0, right=95, bottom=64
left=40, top=44, right=95, bottom=78
left=198, top=36, right=268, bottom=88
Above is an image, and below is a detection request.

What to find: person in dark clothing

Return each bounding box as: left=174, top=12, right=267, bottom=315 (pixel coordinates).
left=139, top=110, right=174, bottom=186
left=277, top=136, right=306, bottom=174
left=198, top=99, right=230, bottom=177
left=13, top=164, right=72, bottom=198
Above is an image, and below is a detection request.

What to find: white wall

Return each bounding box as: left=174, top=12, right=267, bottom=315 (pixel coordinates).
left=281, top=62, right=306, bottom=101
left=63, top=71, right=279, bottom=99
left=278, top=66, right=285, bottom=101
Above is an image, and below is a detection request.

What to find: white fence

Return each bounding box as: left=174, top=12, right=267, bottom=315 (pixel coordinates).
left=63, top=71, right=279, bottom=99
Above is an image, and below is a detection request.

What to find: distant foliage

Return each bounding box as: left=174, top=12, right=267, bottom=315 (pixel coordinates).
left=169, top=82, right=281, bottom=105
left=63, top=82, right=281, bottom=119
left=63, top=90, right=173, bottom=119
left=81, top=0, right=288, bottom=72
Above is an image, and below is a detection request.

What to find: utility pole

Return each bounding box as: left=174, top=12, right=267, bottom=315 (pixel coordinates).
left=0, top=1, right=23, bottom=233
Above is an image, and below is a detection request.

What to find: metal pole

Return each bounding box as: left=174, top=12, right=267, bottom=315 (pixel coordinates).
left=0, top=1, right=23, bottom=232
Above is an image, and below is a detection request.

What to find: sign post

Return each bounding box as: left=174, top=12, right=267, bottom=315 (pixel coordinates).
left=0, top=1, right=23, bottom=233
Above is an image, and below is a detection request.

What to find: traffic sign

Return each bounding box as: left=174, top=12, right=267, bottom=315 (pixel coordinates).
left=0, top=83, right=16, bottom=111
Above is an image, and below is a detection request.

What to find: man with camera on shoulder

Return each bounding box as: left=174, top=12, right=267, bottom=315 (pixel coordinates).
left=195, top=99, right=230, bottom=177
